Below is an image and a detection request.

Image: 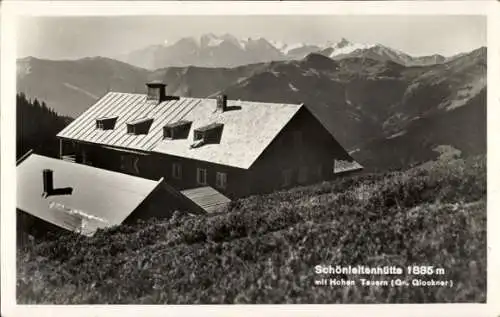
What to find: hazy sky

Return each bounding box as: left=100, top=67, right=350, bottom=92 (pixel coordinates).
left=17, top=15, right=486, bottom=59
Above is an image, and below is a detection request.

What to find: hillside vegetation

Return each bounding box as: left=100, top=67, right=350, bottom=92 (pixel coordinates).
left=17, top=152, right=486, bottom=304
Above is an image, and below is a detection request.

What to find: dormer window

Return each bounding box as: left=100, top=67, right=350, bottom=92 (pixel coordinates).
left=126, top=118, right=154, bottom=135
left=163, top=120, right=192, bottom=140
left=96, top=116, right=118, bottom=130
left=191, top=123, right=224, bottom=148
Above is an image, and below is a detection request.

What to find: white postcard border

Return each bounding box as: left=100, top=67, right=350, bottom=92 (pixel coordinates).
left=1, top=1, right=499, bottom=316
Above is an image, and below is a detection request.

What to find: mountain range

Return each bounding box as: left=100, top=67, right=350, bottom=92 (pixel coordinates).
left=17, top=41, right=486, bottom=171
left=115, top=34, right=455, bottom=69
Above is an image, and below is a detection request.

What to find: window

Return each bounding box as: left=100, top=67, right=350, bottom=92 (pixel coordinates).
left=298, top=166, right=308, bottom=184
left=282, top=169, right=293, bottom=187
left=120, top=155, right=126, bottom=171
left=172, top=163, right=182, bottom=179
left=164, top=128, right=173, bottom=139
left=126, top=118, right=154, bottom=135
left=95, top=116, right=118, bottom=130
left=163, top=121, right=192, bottom=140
left=81, top=150, right=88, bottom=164
left=216, top=172, right=227, bottom=189
left=191, top=123, right=224, bottom=148
left=197, top=168, right=207, bottom=185
left=80, top=150, right=93, bottom=166
left=120, top=155, right=140, bottom=175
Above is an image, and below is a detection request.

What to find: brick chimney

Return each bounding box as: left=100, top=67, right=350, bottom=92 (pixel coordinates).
left=216, top=94, right=227, bottom=112
left=146, top=81, right=167, bottom=103
left=42, top=169, right=54, bottom=197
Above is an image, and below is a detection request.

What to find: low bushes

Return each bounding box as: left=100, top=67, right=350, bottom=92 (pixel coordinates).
left=17, top=154, right=486, bottom=304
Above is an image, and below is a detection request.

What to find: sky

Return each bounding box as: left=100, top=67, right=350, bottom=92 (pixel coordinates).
left=16, top=15, right=486, bottom=60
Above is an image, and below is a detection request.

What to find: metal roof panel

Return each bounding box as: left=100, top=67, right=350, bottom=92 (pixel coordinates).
left=57, top=92, right=303, bottom=169
left=17, top=154, right=162, bottom=236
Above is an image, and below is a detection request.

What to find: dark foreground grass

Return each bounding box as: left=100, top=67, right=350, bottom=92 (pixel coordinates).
left=17, top=155, right=486, bottom=304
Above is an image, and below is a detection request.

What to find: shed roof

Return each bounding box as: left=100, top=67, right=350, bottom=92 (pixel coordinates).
left=57, top=92, right=303, bottom=169
left=180, top=186, right=231, bottom=214
left=17, top=154, right=163, bottom=236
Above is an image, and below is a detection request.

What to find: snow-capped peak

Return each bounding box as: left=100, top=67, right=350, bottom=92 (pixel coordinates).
left=200, top=33, right=224, bottom=47
left=323, top=38, right=376, bottom=58
left=269, top=40, right=312, bottom=55
left=269, top=40, right=287, bottom=51
left=334, top=38, right=351, bottom=49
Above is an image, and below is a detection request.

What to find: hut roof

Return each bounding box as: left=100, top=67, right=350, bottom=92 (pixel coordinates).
left=17, top=153, right=163, bottom=236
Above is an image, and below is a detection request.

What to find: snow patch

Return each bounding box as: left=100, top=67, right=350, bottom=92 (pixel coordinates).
left=63, top=83, right=99, bottom=99
left=269, top=40, right=315, bottom=55
left=207, top=38, right=224, bottom=47
left=269, top=40, right=287, bottom=51
left=236, top=77, right=248, bottom=84
left=288, top=83, right=299, bottom=92
left=386, top=130, right=407, bottom=139
left=49, top=201, right=109, bottom=223
left=323, top=38, right=376, bottom=58
left=328, top=43, right=376, bottom=58
left=444, top=77, right=486, bottom=111
left=303, top=68, right=320, bottom=77
left=283, top=43, right=306, bottom=54
left=270, top=70, right=281, bottom=77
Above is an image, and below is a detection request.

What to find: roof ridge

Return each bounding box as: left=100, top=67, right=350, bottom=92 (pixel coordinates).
left=57, top=93, right=305, bottom=169
left=106, top=91, right=303, bottom=107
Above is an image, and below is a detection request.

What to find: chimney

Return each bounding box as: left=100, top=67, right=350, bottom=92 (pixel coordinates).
left=146, top=81, right=167, bottom=103
left=216, top=94, right=227, bottom=112
left=42, top=169, right=54, bottom=197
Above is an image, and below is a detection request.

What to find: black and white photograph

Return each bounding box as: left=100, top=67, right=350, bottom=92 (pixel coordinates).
left=1, top=1, right=498, bottom=315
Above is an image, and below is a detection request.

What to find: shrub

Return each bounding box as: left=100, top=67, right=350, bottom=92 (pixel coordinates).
left=17, top=155, right=486, bottom=304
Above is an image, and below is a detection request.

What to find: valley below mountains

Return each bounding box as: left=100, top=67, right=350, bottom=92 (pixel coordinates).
left=17, top=40, right=486, bottom=171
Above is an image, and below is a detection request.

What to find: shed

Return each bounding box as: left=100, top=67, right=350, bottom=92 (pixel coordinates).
left=16, top=153, right=181, bottom=237
left=181, top=186, right=231, bottom=214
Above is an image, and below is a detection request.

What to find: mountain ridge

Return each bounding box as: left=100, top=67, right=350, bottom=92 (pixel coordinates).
left=16, top=46, right=486, bottom=170
left=114, top=34, right=471, bottom=69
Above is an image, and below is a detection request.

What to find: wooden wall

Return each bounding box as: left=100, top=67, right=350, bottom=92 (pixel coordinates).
left=248, top=106, right=355, bottom=195
left=61, top=140, right=248, bottom=199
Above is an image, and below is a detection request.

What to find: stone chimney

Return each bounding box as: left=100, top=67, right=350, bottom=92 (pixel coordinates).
left=146, top=81, right=167, bottom=103
left=216, top=94, right=227, bottom=112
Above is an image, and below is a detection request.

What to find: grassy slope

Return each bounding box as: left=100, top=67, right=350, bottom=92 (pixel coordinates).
left=17, top=154, right=486, bottom=304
